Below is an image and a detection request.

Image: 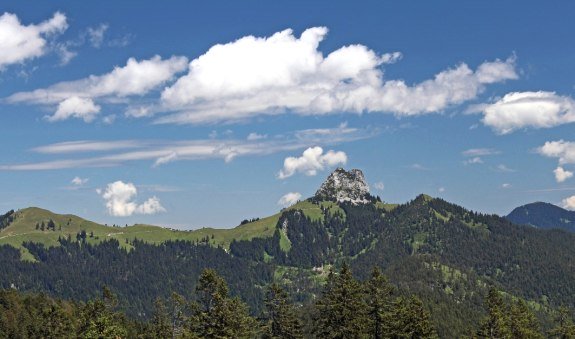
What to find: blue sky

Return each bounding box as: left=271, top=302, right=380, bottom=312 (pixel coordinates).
left=1, top=1, right=575, bottom=228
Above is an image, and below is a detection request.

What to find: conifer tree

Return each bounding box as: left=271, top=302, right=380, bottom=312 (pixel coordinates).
left=549, top=306, right=575, bottom=339
left=389, top=295, right=437, bottom=338
left=262, top=282, right=303, bottom=339
left=314, top=263, right=368, bottom=338
left=509, top=299, right=543, bottom=339
left=365, top=267, right=394, bottom=339
left=478, top=288, right=511, bottom=338
left=150, top=298, right=173, bottom=339
left=190, top=268, right=255, bottom=338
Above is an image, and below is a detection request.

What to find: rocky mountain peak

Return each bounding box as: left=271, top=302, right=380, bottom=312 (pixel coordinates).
left=314, top=168, right=370, bottom=204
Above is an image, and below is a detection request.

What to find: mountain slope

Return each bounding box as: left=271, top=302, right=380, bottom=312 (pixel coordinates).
left=1, top=169, right=575, bottom=337
left=506, top=202, right=575, bottom=232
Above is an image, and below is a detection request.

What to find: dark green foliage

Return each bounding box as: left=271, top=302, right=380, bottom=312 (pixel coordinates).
left=0, top=210, right=14, bottom=230
left=549, top=307, right=575, bottom=338
left=262, top=283, right=303, bottom=339
left=190, top=268, right=256, bottom=338
left=0, top=239, right=273, bottom=318
left=365, top=267, right=394, bottom=339
left=314, top=263, right=368, bottom=338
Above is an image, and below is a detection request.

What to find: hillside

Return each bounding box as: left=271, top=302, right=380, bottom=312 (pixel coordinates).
left=506, top=201, right=575, bottom=232
left=1, top=169, right=575, bottom=337
left=0, top=200, right=351, bottom=261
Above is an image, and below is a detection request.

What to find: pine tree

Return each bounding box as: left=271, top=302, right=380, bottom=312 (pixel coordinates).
left=150, top=297, right=173, bottom=338
left=314, top=263, right=368, bottom=338
left=389, top=296, right=437, bottom=338
left=478, top=288, right=511, bottom=338
left=190, top=268, right=255, bottom=338
left=549, top=306, right=575, bottom=339
left=77, top=287, right=128, bottom=338
left=262, top=282, right=303, bottom=339
left=365, top=267, right=394, bottom=339
left=509, top=299, right=543, bottom=339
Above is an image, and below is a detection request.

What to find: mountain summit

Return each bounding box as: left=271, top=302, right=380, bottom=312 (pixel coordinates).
left=314, top=168, right=370, bottom=204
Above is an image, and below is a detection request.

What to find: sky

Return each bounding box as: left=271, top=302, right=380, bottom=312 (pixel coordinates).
left=1, top=1, right=575, bottom=229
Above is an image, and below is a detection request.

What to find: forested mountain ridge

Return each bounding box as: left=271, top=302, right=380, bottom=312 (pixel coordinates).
left=507, top=201, right=575, bottom=233
left=1, top=169, right=575, bottom=337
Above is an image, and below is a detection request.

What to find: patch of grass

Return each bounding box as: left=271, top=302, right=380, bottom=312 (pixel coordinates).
left=376, top=202, right=399, bottom=212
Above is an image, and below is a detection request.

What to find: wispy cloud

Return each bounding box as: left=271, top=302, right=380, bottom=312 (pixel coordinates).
left=0, top=124, right=374, bottom=170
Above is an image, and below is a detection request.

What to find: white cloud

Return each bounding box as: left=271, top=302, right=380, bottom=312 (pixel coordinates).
left=538, top=140, right=575, bottom=165
left=464, top=157, right=483, bottom=165
left=87, top=23, right=108, bottom=48
left=99, top=180, right=165, bottom=217
left=462, top=148, right=499, bottom=157
left=48, top=96, right=101, bottom=122
left=0, top=12, right=68, bottom=69
left=501, top=183, right=511, bottom=189
left=8, top=55, right=188, bottom=122
left=155, top=27, right=517, bottom=124
left=278, top=192, right=302, bottom=207
left=0, top=124, right=370, bottom=171
left=554, top=166, right=573, bottom=183
left=562, top=195, right=575, bottom=211
left=438, top=187, right=445, bottom=193
left=478, top=91, right=575, bottom=134
left=373, top=181, right=385, bottom=191
left=278, top=146, right=347, bottom=179
left=71, top=176, right=88, bottom=186
left=153, top=151, right=178, bottom=167
left=495, top=164, right=515, bottom=173
left=247, top=133, right=267, bottom=141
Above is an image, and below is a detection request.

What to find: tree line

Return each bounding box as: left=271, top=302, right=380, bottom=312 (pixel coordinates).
left=2, top=264, right=573, bottom=338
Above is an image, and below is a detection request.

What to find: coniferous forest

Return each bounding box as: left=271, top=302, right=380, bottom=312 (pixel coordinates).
left=1, top=195, right=575, bottom=337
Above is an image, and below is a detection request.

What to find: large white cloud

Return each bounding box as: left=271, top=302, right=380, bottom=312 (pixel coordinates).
left=562, top=195, right=575, bottom=211
left=8, top=55, right=188, bottom=121
left=278, top=146, right=347, bottom=179
left=155, top=27, right=517, bottom=124
left=0, top=12, right=68, bottom=69
left=478, top=91, right=575, bottom=134
left=537, top=140, right=575, bottom=165
left=99, top=180, right=166, bottom=217
left=278, top=192, right=302, bottom=207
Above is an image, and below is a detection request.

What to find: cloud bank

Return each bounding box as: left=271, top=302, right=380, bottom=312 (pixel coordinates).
left=157, top=27, right=517, bottom=124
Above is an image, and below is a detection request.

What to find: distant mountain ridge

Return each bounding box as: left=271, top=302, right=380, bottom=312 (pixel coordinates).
left=506, top=201, right=575, bottom=233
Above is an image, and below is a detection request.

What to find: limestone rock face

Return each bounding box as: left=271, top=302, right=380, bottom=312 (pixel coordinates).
left=314, top=168, right=370, bottom=204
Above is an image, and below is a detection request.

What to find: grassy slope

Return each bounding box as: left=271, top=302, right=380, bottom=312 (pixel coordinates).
left=0, top=199, right=357, bottom=259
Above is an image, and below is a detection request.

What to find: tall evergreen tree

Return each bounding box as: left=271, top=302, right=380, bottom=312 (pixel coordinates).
left=478, top=288, right=511, bottom=339
left=314, top=263, right=368, bottom=338
left=549, top=306, right=575, bottom=339
left=150, top=297, right=173, bottom=339
left=262, top=282, right=303, bottom=339
left=389, top=295, right=437, bottom=338
left=365, top=267, right=394, bottom=339
left=190, top=268, right=255, bottom=338
left=77, top=287, right=128, bottom=339
left=509, top=299, right=543, bottom=339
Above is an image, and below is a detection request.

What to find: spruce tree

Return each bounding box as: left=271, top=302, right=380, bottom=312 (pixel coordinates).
left=478, top=288, right=511, bottom=338
left=262, top=282, right=303, bottom=339
left=314, top=263, right=368, bottom=338
left=365, top=267, right=395, bottom=338
left=509, top=299, right=543, bottom=339
left=190, top=268, right=255, bottom=338
left=549, top=306, right=575, bottom=339
left=389, top=295, right=437, bottom=338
